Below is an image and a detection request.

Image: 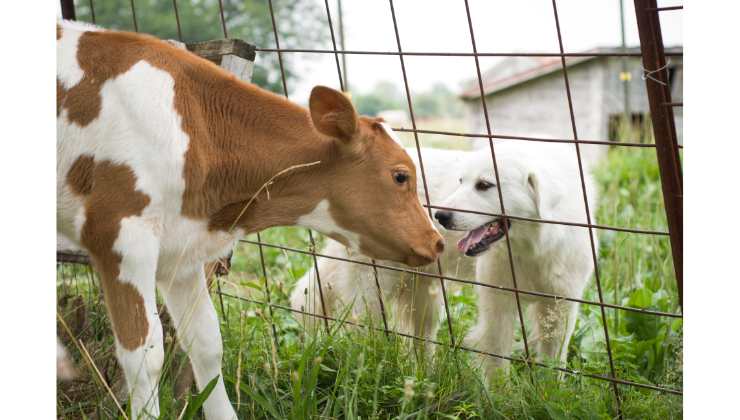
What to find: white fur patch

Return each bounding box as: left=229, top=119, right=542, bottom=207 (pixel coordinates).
left=58, top=59, right=191, bottom=237
left=114, top=217, right=160, bottom=288
left=60, top=19, right=103, bottom=33
left=57, top=24, right=85, bottom=89
left=297, top=199, right=360, bottom=250
left=379, top=122, right=403, bottom=146
left=158, top=218, right=242, bottom=279
left=72, top=207, right=86, bottom=240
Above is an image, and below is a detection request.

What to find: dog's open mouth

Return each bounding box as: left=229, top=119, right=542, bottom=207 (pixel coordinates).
left=457, top=219, right=511, bottom=257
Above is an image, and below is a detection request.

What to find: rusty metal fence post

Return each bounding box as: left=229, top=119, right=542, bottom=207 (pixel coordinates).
left=634, top=0, right=684, bottom=308
left=60, top=0, right=75, bottom=20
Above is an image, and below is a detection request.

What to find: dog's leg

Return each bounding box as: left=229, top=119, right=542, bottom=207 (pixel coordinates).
left=410, top=275, right=440, bottom=342
left=395, top=273, right=440, bottom=352
left=290, top=252, right=345, bottom=333
left=290, top=268, right=321, bottom=332
left=159, top=264, right=237, bottom=420
left=84, top=217, right=164, bottom=419
left=532, top=299, right=580, bottom=367
left=465, top=287, right=518, bottom=378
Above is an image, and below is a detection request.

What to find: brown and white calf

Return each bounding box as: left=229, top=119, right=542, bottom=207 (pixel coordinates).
left=57, top=21, right=443, bottom=419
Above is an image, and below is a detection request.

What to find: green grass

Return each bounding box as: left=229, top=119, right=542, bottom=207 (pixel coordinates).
left=582, top=145, right=682, bottom=390
left=57, top=138, right=682, bottom=419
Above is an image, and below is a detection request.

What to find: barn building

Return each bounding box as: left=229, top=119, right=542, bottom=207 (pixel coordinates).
left=459, top=47, right=683, bottom=146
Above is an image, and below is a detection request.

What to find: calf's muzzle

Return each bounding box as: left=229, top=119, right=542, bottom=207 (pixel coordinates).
left=406, top=231, right=445, bottom=267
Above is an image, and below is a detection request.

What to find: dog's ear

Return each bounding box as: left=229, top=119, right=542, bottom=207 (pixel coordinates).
left=527, top=171, right=561, bottom=219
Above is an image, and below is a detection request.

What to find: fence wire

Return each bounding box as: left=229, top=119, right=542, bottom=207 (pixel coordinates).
left=59, top=0, right=684, bottom=416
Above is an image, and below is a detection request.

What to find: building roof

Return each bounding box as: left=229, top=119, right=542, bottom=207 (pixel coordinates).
left=459, top=46, right=682, bottom=99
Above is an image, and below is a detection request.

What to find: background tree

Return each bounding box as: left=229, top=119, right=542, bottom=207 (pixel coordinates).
left=354, top=81, right=465, bottom=119
left=412, top=83, right=465, bottom=119
left=353, top=81, right=404, bottom=116
left=72, top=0, right=325, bottom=94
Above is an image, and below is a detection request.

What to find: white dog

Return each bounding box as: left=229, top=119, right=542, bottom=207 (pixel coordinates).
left=434, top=141, right=597, bottom=378
left=290, top=141, right=597, bottom=378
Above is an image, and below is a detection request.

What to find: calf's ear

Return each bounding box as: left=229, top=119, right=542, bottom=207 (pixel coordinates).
left=309, top=86, right=358, bottom=142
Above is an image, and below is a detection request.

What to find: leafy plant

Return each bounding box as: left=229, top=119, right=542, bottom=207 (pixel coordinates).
left=182, top=375, right=220, bottom=420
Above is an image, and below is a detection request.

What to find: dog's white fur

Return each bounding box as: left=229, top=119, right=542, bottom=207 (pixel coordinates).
left=290, top=141, right=597, bottom=378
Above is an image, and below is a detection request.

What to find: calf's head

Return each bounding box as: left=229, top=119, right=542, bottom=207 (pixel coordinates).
left=304, top=86, right=443, bottom=266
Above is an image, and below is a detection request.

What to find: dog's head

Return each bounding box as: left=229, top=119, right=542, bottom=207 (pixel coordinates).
left=433, top=143, right=561, bottom=257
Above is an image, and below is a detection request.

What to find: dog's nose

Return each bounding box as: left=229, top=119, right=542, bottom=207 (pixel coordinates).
left=434, top=211, right=453, bottom=228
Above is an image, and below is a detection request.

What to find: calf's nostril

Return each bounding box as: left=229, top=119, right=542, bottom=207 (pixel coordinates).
left=435, top=238, right=445, bottom=253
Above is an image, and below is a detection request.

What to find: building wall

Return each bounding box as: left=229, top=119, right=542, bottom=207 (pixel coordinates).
left=600, top=57, right=651, bottom=132
left=464, top=56, right=683, bottom=150
left=465, top=62, right=604, bottom=142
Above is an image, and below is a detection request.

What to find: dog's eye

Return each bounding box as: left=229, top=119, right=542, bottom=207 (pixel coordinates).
left=475, top=180, right=494, bottom=191
left=393, top=171, right=409, bottom=185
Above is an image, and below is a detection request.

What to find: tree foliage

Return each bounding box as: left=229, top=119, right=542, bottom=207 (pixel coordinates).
left=354, top=81, right=465, bottom=119
left=353, top=81, right=404, bottom=116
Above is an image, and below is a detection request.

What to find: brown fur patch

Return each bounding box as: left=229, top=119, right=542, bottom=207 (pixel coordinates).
left=66, top=154, right=95, bottom=195
left=57, top=23, right=62, bottom=40
left=79, top=160, right=151, bottom=351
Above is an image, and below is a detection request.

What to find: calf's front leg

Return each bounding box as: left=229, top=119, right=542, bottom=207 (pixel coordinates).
left=85, top=217, right=164, bottom=419
left=159, top=264, right=237, bottom=420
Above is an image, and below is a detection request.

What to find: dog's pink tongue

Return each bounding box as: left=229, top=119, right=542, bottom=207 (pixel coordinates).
left=457, top=225, right=488, bottom=253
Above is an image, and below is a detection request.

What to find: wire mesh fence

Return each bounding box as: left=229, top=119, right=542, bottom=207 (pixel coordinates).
left=58, top=0, right=683, bottom=417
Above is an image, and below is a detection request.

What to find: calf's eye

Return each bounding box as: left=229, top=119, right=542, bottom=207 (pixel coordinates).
left=393, top=171, right=409, bottom=185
